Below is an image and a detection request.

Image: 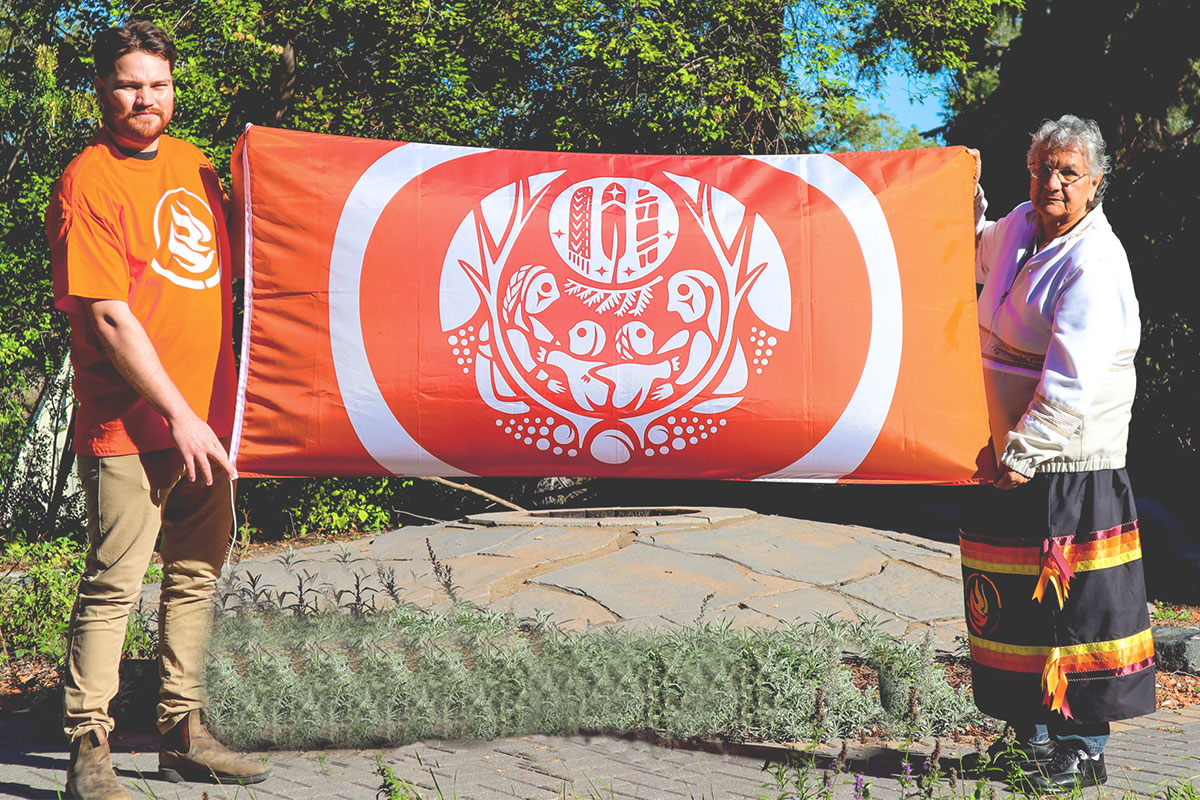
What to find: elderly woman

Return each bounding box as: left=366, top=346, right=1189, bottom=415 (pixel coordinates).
left=962, top=115, right=1154, bottom=792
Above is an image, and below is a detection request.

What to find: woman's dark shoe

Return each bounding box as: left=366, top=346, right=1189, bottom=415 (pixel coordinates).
left=986, top=736, right=1057, bottom=770
left=1024, top=749, right=1107, bottom=793
left=964, top=735, right=1056, bottom=776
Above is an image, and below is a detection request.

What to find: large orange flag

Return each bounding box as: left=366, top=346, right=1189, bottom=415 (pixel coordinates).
left=231, top=126, right=993, bottom=482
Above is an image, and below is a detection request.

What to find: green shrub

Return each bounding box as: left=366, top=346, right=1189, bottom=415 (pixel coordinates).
left=237, top=477, right=412, bottom=539
left=0, top=536, right=161, bottom=663
left=0, top=536, right=86, bottom=661
left=206, top=605, right=986, bottom=751
left=858, top=620, right=980, bottom=741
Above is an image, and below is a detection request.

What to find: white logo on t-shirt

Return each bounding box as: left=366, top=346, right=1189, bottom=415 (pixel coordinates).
left=150, top=188, right=221, bottom=289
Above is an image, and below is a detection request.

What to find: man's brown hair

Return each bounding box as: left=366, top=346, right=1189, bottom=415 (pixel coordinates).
left=93, top=19, right=176, bottom=77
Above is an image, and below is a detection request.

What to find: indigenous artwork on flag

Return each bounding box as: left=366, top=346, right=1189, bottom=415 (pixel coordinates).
left=230, top=126, right=993, bottom=483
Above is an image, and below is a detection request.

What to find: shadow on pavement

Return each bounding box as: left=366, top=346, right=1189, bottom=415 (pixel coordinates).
left=0, top=780, right=63, bottom=799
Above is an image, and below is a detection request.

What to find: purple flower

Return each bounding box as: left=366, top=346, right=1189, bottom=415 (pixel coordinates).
left=853, top=773, right=866, bottom=800
left=900, top=760, right=918, bottom=797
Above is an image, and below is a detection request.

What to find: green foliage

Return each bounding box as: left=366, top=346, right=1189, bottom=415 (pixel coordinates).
left=857, top=618, right=978, bottom=740
left=143, top=560, right=164, bottom=584
left=530, top=0, right=797, bottom=153
left=0, top=536, right=85, bottom=660
left=121, top=601, right=159, bottom=660
left=1152, top=600, right=1192, bottom=624
left=139, top=0, right=999, bottom=158
left=853, top=0, right=1023, bottom=78
left=238, top=476, right=412, bottom=538
left=828, top=108, right=930, bottom=153
left=376, top=753, right=1200, bottom=800
left=1137, top=312, right=1196, bottom=477
left=206, top=603, right=986, bottom=750
left=0, top=5, right=100, bottom=485
left=377, top=756, right=433, bottom=800
left=0, top=536, right=161, bottom=662
left=1157, top=769, right=1200, bottom=800
left=0, top=355, right=86, bottom=542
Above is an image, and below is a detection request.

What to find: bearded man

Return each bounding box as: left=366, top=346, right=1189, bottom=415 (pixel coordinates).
left=45, top=19, right=271, bottom=799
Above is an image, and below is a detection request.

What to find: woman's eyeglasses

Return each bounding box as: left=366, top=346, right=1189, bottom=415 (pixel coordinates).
left=1028, top=164, right=1089, bottom=185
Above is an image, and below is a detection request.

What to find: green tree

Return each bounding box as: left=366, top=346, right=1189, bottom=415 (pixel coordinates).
left=2, top=0, right=1019, bottom=538
left=0, top=0, right=102, bottom=489
left=131, top=0, right=1017, bottom=161
left=941, top=0, right=1200, bottom=520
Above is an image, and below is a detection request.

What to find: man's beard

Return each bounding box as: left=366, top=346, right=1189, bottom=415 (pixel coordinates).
left=106, top=106, right=171, bottom=142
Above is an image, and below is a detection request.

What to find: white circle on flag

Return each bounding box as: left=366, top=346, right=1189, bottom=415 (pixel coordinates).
left=325, top=147, right=901, bottom=479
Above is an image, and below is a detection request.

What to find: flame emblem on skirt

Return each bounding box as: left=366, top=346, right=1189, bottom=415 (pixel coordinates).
left=965, top=573, right=1001, bottom=636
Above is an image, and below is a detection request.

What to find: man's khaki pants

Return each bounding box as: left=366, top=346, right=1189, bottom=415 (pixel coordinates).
left=64, top=448, right=232, bottom=740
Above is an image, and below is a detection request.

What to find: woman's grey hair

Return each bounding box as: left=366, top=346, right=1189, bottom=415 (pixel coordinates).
left=1027, top=115, right=1111, bottom=207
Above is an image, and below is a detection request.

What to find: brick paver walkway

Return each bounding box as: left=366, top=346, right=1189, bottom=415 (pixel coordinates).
left=2, top=708, right=1198, bottom=799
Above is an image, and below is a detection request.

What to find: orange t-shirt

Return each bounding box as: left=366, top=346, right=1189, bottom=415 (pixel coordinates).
left=46, top=131, right=237, bottom=456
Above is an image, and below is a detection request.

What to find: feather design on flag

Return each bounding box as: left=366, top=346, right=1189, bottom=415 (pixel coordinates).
left=568, top=187, right=592, bottom=270
left=501, top=263, right=532, bottom=324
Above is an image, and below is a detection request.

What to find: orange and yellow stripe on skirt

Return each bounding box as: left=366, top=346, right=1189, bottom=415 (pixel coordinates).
left=969, top=629, right=1155, bottom=719
left=961, top=523, right=1142, bottom=608
left=960, top=522, right=1141, bottom=576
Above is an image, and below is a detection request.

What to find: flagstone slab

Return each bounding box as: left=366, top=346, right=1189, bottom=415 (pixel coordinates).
left=141, top=509, right=975, bottom=655
left=738, top=572, right=813, bottom=603
left=742, top=585, right=876, bottom=625
left=867, top=537, right=956, bottom=562
left=282, top=537, right=377, bottom=560
left=896, top=552, right=965, bottom=581
left=846, top=528, right=959, bottom=557
left=366, top=525, right=530, bottom=561
left=848, top=534, right=964, bottom=580
left=641, top=516, right=886, bottom=585
left=428, top=553, right=537, bottom=604
left=490, top=587, right=619, bottom=631
left=468, top=507, right=756, bottom=528
left=478, top=527, right=624, bottom=562
left=839, top=562, right=962, bottom=623
left=658, top=605, right=785, bottom=631
left=235, top=561, right=368, bottom=591
left=529, top=541, right=763, bottom=620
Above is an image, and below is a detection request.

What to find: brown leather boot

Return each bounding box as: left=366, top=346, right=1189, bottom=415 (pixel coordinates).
left=159, top=709, right=271, bottom=785
left=66, top=728, right=130, bottom=800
